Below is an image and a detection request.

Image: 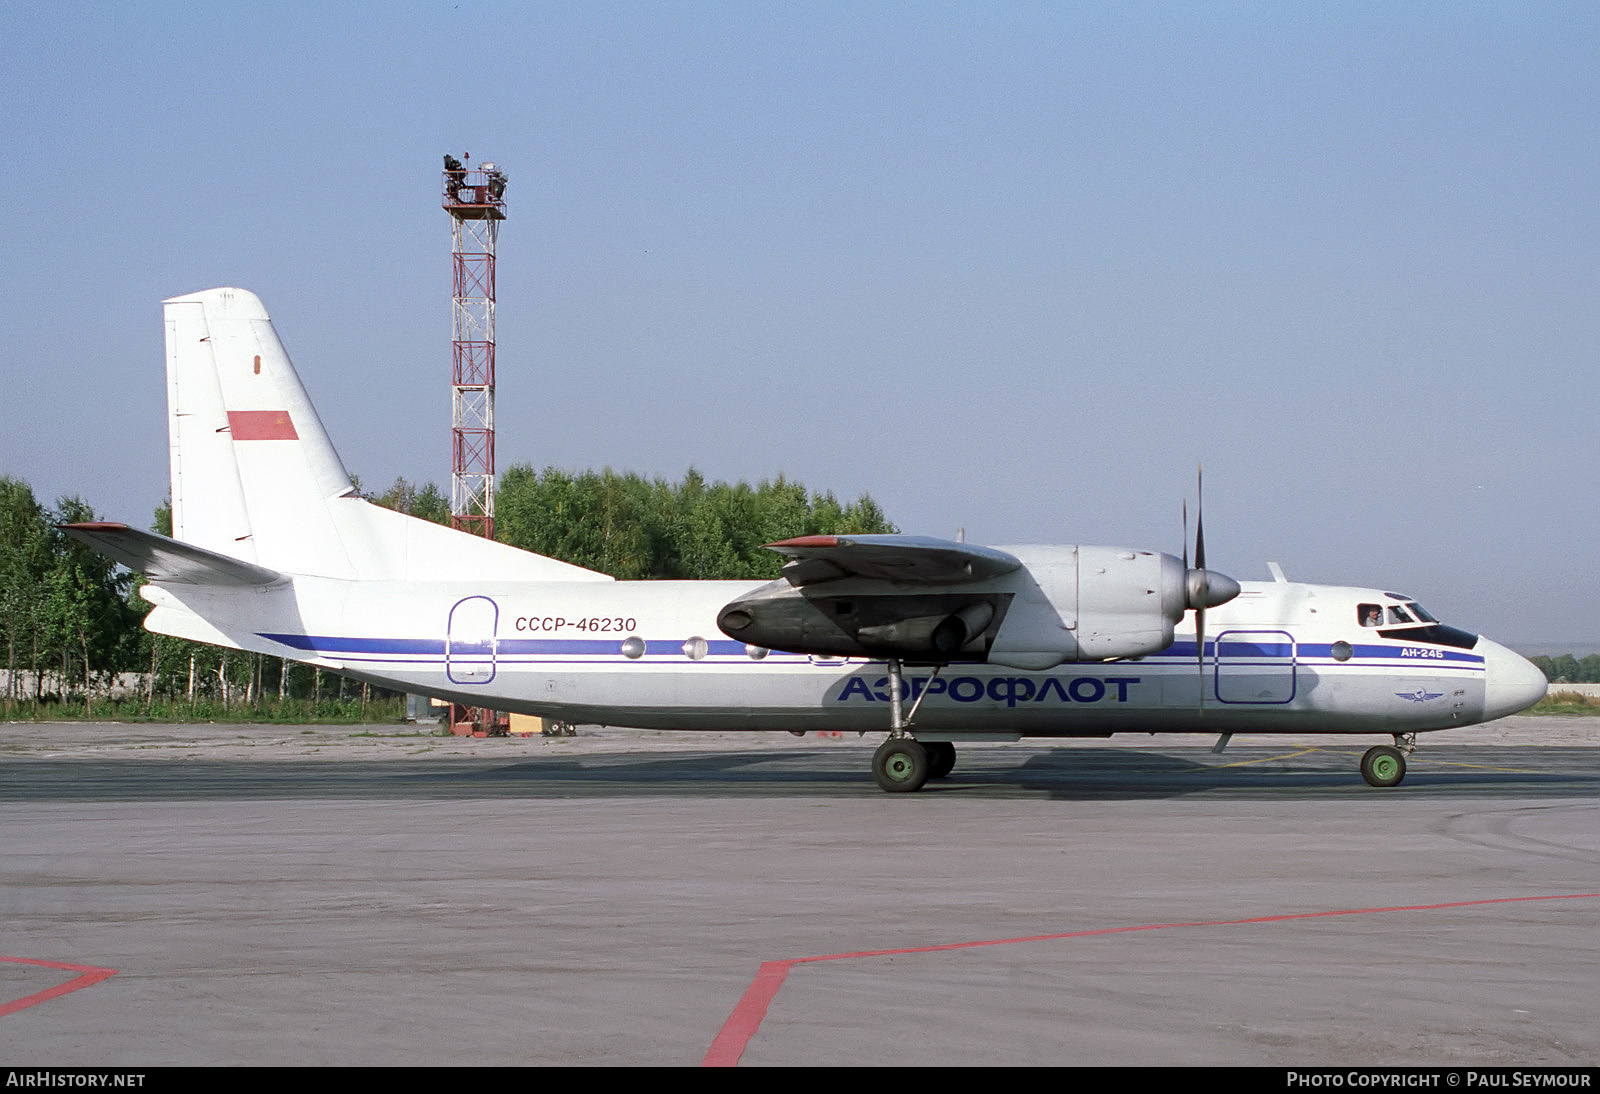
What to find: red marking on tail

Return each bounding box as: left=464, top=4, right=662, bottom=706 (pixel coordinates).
left=227, top=410, right=298, bottom=440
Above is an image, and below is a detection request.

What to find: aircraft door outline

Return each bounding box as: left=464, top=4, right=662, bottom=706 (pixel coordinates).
left=1212, top=628, right=1296, bottom=704
left=447, top=595, right=499, bottom=685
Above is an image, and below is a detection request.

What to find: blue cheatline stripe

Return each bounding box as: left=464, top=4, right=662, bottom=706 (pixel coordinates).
left=258, top=633, right=749, bottom=658
left=257, top=633, right=1486, bottom=667
left=1162, top=640, right=1482, bottom=665
left=260, top=633, right=444, bottom=654
left=1299, top=642, right=1482, bottom=665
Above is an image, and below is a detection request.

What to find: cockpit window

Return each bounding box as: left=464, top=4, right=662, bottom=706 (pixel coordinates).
left=1377, top=624, right=1479, bottom=650
left=1361, top=599, right=1442, bottom=628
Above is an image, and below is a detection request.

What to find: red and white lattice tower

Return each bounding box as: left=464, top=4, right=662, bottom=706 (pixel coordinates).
left=442, top=155, right=508, bottom=736
left=441, top=155, right=507, bottom=539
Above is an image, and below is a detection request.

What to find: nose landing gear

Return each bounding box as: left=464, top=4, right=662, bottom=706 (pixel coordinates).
left=1359, top=734, right=1416, bottom=788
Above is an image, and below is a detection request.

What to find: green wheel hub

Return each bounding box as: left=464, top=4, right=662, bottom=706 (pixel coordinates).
left=872, top=739, right=930, bottom=793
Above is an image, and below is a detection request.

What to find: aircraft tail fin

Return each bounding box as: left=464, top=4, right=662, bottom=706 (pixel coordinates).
left=162, top=288, right=609, bottom=583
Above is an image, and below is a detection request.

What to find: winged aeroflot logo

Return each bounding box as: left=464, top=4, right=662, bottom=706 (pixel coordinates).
left=1396, top=689, right=1446, bottom=703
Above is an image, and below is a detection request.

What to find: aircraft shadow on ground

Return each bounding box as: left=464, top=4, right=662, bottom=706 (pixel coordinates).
left=427, top=745, right=1597, bottom=802
left=2, top=748, right=1590, bottom=803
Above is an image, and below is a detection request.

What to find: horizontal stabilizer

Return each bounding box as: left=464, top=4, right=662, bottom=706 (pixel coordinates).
left=59, top=522, right=285, bottom=586
left=765, top=534, right=1022, bottom=586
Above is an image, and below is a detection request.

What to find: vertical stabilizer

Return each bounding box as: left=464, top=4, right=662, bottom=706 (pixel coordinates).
left=165, top=287, right=358, bottom=577
left=161, top=287, right=610, bottom=584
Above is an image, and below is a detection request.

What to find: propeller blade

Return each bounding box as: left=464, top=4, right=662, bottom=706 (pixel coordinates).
left=1196, top=465, right=1204, bottom=690
left=1182, top=499, right=1189, bottom=572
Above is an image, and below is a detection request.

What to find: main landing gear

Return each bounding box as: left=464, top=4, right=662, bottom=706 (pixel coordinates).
left=870, top=659, right=956, bottom=793
left=873, top=737, right=929, bottom=792
left=1359, top=733, right=1417, bottom=788
left=871, top=737, right=957, bottom=793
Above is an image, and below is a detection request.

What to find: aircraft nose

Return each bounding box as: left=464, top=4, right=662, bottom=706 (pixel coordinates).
left=1480, top=639, right=1548, bottom=720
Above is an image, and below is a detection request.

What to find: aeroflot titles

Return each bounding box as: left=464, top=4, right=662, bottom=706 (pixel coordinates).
left=839, top=674, right=1142, bottom=707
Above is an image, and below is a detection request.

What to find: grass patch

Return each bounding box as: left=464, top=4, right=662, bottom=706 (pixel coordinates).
left=2, top=695, right=409, bottom=724
left=1528, top=690, right=1600, bottom=715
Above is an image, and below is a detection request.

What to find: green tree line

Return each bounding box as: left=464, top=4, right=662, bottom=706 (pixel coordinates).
left=1529, top=654, right=1600, bottom=685
left=0, top=467, right=894, bottom=718
left=489, top=464, right=892, bottom=580
left=1, top=479, right=142, bottom=713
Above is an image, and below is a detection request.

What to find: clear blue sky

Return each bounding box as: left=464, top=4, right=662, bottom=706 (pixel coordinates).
left=3, top=2, right=1596, bottom=648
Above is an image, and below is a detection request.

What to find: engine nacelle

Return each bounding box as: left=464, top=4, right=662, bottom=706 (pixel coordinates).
left=716, top=542, right=1239, bottom=668
left=717, top=583, right=1011, bottom=661
left=980, top=546, right=1173, bottom=668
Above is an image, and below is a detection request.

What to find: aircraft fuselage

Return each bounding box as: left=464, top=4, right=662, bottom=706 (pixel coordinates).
left=143, top=572, right=1543, bottom=738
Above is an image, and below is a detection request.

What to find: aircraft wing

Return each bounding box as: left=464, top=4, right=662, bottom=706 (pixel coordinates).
left=59, top=522, right=286, bottom=587
left=765, top=534, right=1022, bottom=586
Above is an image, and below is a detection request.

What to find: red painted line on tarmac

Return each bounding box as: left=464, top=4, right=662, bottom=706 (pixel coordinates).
left=0, top=955, right=118, bottom=1018
left=702, top=961, right=794, bottom=1067
left=702, top=891, right=1600, bottom=1066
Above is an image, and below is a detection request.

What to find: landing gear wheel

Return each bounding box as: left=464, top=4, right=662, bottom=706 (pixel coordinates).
left=873, top=738, right=930, bottom=793
left=925, top=741, right=957, bottom=779
left=1360, top=745, right=1407, bottom=788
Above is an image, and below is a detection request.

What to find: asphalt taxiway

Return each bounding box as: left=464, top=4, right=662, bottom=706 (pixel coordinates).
left=2, top=718, right=1596, bottom=1065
